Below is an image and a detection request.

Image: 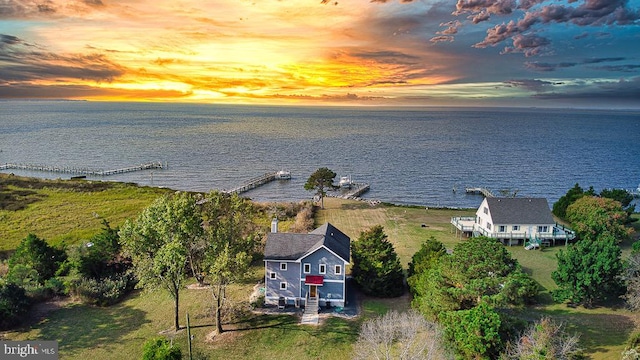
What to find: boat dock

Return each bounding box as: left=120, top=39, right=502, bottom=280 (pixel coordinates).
left=328, top=182, right=370, bottom=200
left=465, top=187, right=494, bottom=197
left=225, top=171, right=289, bottom=195
left=0, top=161, right=164, bottom=176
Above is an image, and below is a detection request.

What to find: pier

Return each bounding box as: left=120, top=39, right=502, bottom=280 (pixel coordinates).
left=0, top=161, right=164, bottom=176
left=465, top=187, right=494, bottom=197
left=225, top=171, right=287, bottom=195
left=328, top=183, right=371, bottom=200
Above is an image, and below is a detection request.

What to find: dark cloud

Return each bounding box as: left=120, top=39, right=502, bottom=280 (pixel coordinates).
left=0, top=84, right=189, bottom=99
left=532, top=76, right=640, bottom=101
left=505, top=78, right=555, bottom=91
left=501, top=33, right=550, bottom=56
left=0, top=33, right=125, bottom=83
left=525, top=57, right=627, bottom=71
left=590, top=64, right=640, bottom=72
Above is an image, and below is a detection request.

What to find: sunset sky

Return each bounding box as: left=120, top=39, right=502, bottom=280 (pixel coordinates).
left=1, top=0, right=639, bottom=107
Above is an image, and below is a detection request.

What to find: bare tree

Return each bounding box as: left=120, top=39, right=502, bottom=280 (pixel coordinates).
left=353, top=310, right=448, bottom=360
left=502, top=317, right=581, bottom=360
left=623, top=252, right=640, bottom=310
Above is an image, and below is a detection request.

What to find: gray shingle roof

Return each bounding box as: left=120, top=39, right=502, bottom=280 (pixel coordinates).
left=486, top=197, right=554, bottom=225
left=264, top=222, right=350, bottom=262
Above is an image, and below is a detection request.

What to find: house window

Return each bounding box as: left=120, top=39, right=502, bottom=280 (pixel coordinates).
left=280, top=282, right=287, bottom=290
left=269, top=272, right=276, bottom=280
left=303, top=263, right=311, bottom=274
left=319, top=264, right=326, bottom=274
left=538, top=226, right=549, bottom=233
left=483, top=207, right=488, bottom=214
left=335, top=265, right=342, bottom=275
left=280, top=262, right=287, bottom=271
left=513, top=225, right=520, bottom=231
left=487, top=223, right=492, bottom=230
left=499, top=226, right=506, bottom=232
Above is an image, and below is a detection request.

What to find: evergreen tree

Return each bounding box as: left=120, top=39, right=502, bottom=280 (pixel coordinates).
left=351, top=225, right=404, bottom=297
left=304, top=167, right=337, bottom=209
left=7, top=233, right=66, bottom=284
left=552, top=235, right=623, bottom=307
left=552, top=183, right=586, bottom=219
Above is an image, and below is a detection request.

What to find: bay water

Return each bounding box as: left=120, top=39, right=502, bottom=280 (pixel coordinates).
left=1, top=101, right=639, bottom=209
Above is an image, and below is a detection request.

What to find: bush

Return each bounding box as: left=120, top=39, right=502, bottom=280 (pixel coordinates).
left=69, top=272, right=136, bottom=306
left=142, top=337, right=182, bottom=360
left=0, top=283, right=31, bottom=330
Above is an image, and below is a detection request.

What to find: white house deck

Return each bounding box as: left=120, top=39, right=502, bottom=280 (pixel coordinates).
left=451, top=216, right=576, bottom=246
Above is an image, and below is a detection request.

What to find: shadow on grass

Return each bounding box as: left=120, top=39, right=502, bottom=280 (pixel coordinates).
left=24, top=302, right=150, bottom=356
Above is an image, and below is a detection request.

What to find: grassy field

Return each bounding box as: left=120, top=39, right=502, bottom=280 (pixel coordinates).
left=2, top=177, right=640, bottom=359
left=0, top=174, right=170, bottom=252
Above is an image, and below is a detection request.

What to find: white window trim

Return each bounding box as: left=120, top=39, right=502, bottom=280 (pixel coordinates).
left=270, top=272, right=276, bottom=280
left=319, top=264, right=326, bottom=274
left=513, top=225, right=520, bottom=231
left=280, top=262, right=287, bottom=271
left=280, top=282, right=287, bottom=290
left=335, top=265, right=342, bottom=275
left=303, top=263, right=311, bottom=274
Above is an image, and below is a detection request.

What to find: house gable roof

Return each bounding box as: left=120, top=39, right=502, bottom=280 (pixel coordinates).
left=264, top=222, right=350, bottom=262
left=485, top=197, right=554, bottom=225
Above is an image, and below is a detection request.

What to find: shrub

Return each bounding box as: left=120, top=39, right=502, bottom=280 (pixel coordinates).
left=142, top=337, right=182, bottom=360
left=70, top=272, right=136, bottom=306
left=0, top=283, right=31, bottom=330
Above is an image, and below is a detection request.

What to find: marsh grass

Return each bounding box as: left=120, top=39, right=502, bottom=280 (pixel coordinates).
left=0, top=174, right=170, bottom=251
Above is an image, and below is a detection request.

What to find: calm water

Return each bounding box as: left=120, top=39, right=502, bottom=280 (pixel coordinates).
left=1, top=101, right=639, bottom=209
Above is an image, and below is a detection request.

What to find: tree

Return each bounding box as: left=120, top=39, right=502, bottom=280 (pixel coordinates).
left=200, top=191, right=258, bottom=334
left=0, top=283, right=31, bottom=330
left=70, top=220, right=124, bottom=279
left=7, top=233, right=66, bottom=285
left=410, top=237, right=537, bottom=317
left=440, top=302, right=503, bottom=360
left=552, top=235, right=623, bottom=307
left=552, top=183, right=593, bottom=219
left=622, top=249, right=640, bottom=310
left=407, top=236, right=446, bottom=279
left=304, top=167, right=337, bottom=209
left=353, top=310, right=447, bottom=360
left=119, top=192, right=202, bottom=331
left=351, top=225, right=405, bottom=297
left=600, top=188, right=635, bottom=215
left=502, top=317, right=581, bottom=360
left=566, top=196, right=633, bottom=242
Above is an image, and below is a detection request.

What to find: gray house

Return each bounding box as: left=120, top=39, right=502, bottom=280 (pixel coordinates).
left=264, top=222, right=350, bottom=308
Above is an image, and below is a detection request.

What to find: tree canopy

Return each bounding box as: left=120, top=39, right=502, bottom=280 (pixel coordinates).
left=7, top=233, right=66, bottom=285
left=199, top=191, right=259, bottom=334
left=351, top=225, right=405, bottom=297
left=566, top=196, right=633, bottom=242
left=119, top=192, right=202, bottom=331
left=552, top=235, right=623, bottom=307
left=411, top=237, right=538, bottom=317
left=304, top=167, right=337, bottom=209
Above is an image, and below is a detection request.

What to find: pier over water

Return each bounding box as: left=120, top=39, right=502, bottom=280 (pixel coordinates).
left=0, top=161, right=165, bottom=176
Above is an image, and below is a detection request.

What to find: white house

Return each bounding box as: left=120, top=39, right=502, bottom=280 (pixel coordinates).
left=451, top=197, right=575, bottom=246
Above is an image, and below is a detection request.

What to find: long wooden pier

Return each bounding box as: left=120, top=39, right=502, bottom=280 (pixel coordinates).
left=0, top=161, right=164, bottom=176
left=465, top=187, right=494, bottom=197
left=225, top=171, right=285, bottom=195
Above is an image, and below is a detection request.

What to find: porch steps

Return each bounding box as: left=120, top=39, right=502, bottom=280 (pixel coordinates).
left=301, top=298, right=319, bottom=325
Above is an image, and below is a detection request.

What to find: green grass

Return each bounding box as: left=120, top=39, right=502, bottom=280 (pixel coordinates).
left=0, top=174, right=170, bottom=251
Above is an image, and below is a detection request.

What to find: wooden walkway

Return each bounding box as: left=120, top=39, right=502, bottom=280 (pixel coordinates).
left=465, top=187, right=494, bottom=197
left=327, top=183, right=370, bottom=200
left=0, top=161, right=164, bottom=176
left=225, top=171, right=288, bottom=195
